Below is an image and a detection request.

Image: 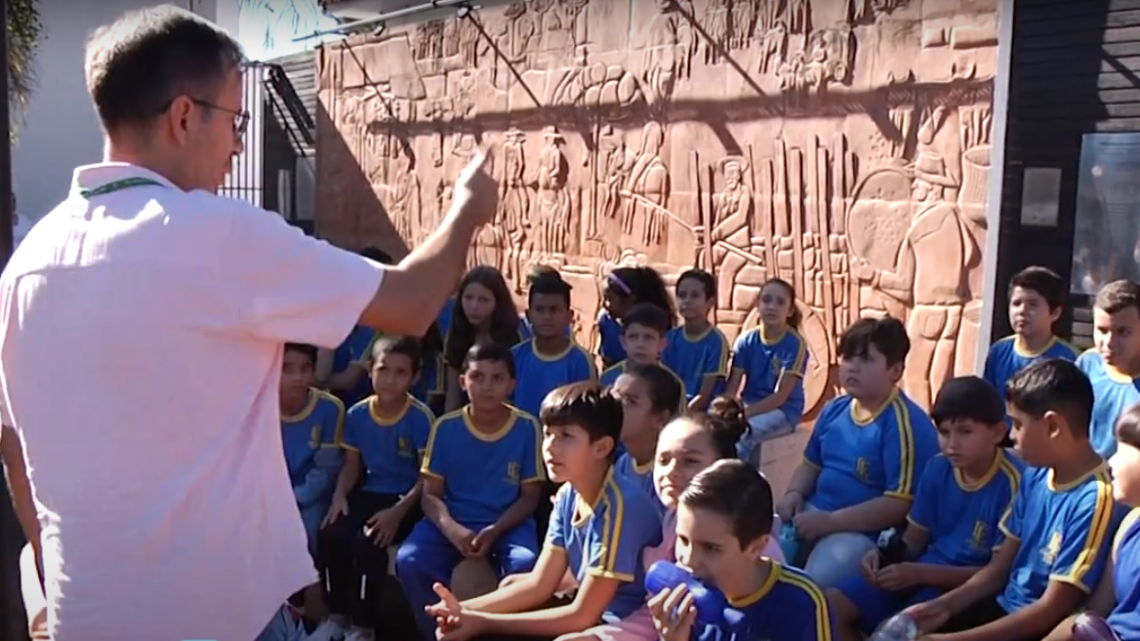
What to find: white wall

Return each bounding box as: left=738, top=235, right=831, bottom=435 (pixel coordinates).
left=11, top=1, right=210, bottom=221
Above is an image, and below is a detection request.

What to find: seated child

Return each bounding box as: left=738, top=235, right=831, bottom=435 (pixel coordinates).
left=827, top=376, right=1023, bottom=640
left=571, top=398, right=787, bottom=641
left=512, top=270, right=596, bottom=419
left=1042, top=403, right=1140, bottom=641
left=775, top=317, right=939, bottom=589
left=984, top=267, right=1077, bottom=424
left=280, top=343, right=346, bottom=559
left=424, top=382, right=663, bottom=640
left=596, top=266, right=676, bottom=369
left=903, top=359, right=1126, bottom=641
left=649, top=460, right=836, bottom=641
left=396, top=342, right=545, bottom=640
left=442, top=266, right=524, bottom=412
left=600, top=303, right=687, bottom=414
left=518, top=264, right=573, bottom=342
left=724, top=278, right=809, bottom=465
left=1077, top=279, right=1140, bottom=458
left=319, top=336, right=434, bottom=640
left=663, top=269, right=731, bottom=411
left=611, top=362, right=683, bottom=500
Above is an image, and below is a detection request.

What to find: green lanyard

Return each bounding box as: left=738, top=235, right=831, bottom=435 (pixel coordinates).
left=77, top=177, right=164, bottom=199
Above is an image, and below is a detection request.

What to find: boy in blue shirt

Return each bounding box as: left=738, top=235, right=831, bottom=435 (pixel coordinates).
left=827, top=376, right=1023, bottom=638
left=984, top=267, right=1078, bottom=422
left=663, top=269, right=731, bottom=410
left=280, top=343, right=346, bottom=559
left=775, top=317, right=939, bottom=589
left=1077, top=279, right=1140, bottom=458
left=395, top=342, right=545, bottom=640
left=600, top=303, right=687, bottom=413
left=425, top=382, right=663, bottom=639
left=511, top=270, right=596, bottom=419
left=319, top=335, right=434, bottom=641
left=904, top=359, right=1126, bottom=641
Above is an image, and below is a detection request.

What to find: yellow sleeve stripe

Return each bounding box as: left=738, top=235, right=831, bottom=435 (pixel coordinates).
left=420, top=417, right=449, bottom=475
left=1058, top=473, right=1115, bottom=586
left=590, top=479, right=627, bottom=575
left=999, top=456, right=1021, bottom=498
left=886, top=397, right=916, bottom=498
left=410, top=397, right=437, bottom=425
left=788, top=330, right=808, bottom=375
left=713, top=329, right=731, bottom=377
left=329, top=394, right=347, bottom=446
left=526, top=414, right=547, bottom=482
left=665, top=366, right=688, bottom=413
left=779, top=571, right=833, bottom=641
left=802, top=457, right=821, bottom=470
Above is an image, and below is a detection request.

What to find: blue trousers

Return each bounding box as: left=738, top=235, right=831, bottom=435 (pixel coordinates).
left=396, top=519, right=539, bottom=640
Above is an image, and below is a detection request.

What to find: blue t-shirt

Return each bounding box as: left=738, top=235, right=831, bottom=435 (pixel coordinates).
left=804, top=391, right=938, bottom=519
left=600, top=359, right=687, bottom=414
left=342, top=395, right=435, bottom=495
left=1077, top=350, right=1140, bottom=458
left=422, top=405, right=545, bottom=529
left=984, top=336, right=1079, bottom=408
left=332, top=325, right=379, bottom=407
left=998, top=464, right=1125, bottom=612
left=545, top=471, right=663, bottom=621
left=595, top=310, right=626, bottom=367
left=731, top=326, right=808, bottom=426
left=662, top=325, right=730, bottom=402
left=908, top=451, right=1023, bottom=566
left=1108, top=508, right=1140, bottom=641
left=510, top=339, right=597, bottom=419
left=691, top=563, right=836, bottom=641
left=281, top=389, right=345, bottom=506
left=412, top=352, right=446, bottom=406
left=613, top=452, right=657, bottom=503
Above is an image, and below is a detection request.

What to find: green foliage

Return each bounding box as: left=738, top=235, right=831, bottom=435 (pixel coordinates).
left=7, top=0, right=43, bottom=142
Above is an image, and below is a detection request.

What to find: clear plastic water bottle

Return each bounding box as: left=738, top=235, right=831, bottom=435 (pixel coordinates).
left=645, top=561, right=733, bottom=627
left=778, top=522, right=800, bottom=562
left=869, top=612, right=918, bottom=641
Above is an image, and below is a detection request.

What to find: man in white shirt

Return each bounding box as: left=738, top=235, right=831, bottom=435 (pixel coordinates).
left=0, top=6, right=497, bottom=641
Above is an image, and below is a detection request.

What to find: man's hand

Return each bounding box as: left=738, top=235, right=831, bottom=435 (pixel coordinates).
left=792, top=509, right=836, bottom=541
left=468, top=525, right=500, bottom=557
left=365, top=507, right=402, bottom=547
left=449, top=151, right=498, bottom=228
left=322, top=493, right=349, bottom=528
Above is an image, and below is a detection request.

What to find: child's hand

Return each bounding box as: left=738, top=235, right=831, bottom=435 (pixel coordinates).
left=876, top=561, right=918, bottom=591
left=445, top=524, right=477, bottom=555
left=321, top=494, right=349, bottom=528
left=365, top=507, right=401, bottom=547
left=903, top=600, right=951, bottom=635
left=649, top=585, right=696, bottom=641
left=775, top=491, right=805, bottom=522
left=792, top=510, right=835, bottom=541
left=859, top=549, right=881, bottom=585
left=468, top=525, right=500, bottom=557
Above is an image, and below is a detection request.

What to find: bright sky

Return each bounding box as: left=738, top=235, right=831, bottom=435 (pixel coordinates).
left=237, top=0, right=342, bottom=61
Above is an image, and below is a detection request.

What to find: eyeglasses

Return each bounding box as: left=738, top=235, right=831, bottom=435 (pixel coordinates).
left=157, top=96, right=250, bottom=138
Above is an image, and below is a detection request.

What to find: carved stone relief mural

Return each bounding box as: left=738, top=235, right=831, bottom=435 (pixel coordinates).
left=315, top=0, right=999, bottom=414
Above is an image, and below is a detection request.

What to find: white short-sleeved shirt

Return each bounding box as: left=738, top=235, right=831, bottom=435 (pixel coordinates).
left=0, top=163, right=385, bottom=641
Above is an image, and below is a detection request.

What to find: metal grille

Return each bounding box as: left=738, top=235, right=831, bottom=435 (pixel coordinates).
left=218, top=64, right=266, bottom=206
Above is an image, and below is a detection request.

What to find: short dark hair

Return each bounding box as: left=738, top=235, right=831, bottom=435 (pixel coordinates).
left=540, top=382, right=623, bottom=458
left=838, top=317, right=910, bottom=367
left=284, top=343, right=317, bottom=365
left=619, top=362, right=683, bottom=416
left=680, top=459, right=774, bottom=546
left=932, top=376, right=1005, bottom=426
left=464, top=341, right=516, bottom=379
left=1009, top=266, right=1066, bottom=311
left=1116, top=402, right=1140, bottom=450
left=372, top=335, right=423, bottom=375
left=528, top=271, right=572, bottom=308
left=360, top=246, right=394, bottom=264
left=622, top=303, right=671, bottom=337
left=677, top=269, right=717, bottom=300
left=1005, top=359, right=1093, bottom=437
left=1095, top=280, right=1140, bottom=316
left=85, top=6, right=245, bottom=132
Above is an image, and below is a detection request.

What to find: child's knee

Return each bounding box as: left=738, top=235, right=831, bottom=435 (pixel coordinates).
left=393, top=539, right=420, bottom=575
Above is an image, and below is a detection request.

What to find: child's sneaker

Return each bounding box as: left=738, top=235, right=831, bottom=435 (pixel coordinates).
left=307, top=617, right=348, bottom=641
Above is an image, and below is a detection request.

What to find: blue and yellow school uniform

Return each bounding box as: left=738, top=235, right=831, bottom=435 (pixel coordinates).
left=600, top=359, right=687, bottom=414
left=731, top=325, right=808, bottom=426
left=332, top=325, right=378, bottom=407
left=834, top=451, right=1023, bottom=630
left=510, top=339, right=597, bottom=419
left=341, top=394, right=435, bottom=496
left=1077, top=349, right=1140, bottom=458
left=545, top=471, right=663, bottom=622
left=595, top=310, right=626, bottom=367
left=802, top=390, right=939, bottom=522
left=281, top=388, right=346, bottom=555
left=691, top=562, right=835, bottom=641
left=397, top=405, right=546, bottom=638
left=662, top=325, right=730, bottom=403
left=1107, top=508, right=1140, bottom=640
left=518, top=314, right=571, bottom=342
left=613, top=452, right=657, bottom=503
left=997, top=463, right=1125, bottom=613
left=984, top=336, right=1079, bottom=405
